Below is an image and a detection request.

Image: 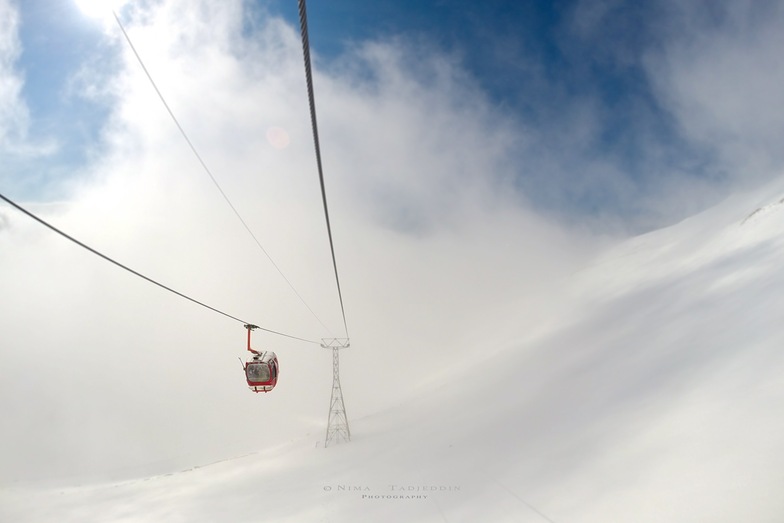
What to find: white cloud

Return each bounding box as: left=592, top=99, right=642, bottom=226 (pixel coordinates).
left=0, top=0, right=29, bottom=149
left=645, top=0, right=784, bottom=181
left=0, top=0, right=59, bottom=182
left=531, top=0, right=784, bottom=231
left=0, top=0, right=591, bottom=482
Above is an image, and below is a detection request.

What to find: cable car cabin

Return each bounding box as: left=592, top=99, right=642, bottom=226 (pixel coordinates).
left=244, top=351, right=279, bottom=393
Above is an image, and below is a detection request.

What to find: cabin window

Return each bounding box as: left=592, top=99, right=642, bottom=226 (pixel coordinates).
left=247, top=363, right=270, bottom=382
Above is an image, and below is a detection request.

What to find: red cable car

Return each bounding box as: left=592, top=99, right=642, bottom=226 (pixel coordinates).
left=242, top=324, right=279, bottom=393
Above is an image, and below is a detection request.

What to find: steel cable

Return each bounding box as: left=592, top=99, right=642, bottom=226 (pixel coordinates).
left=0, top=191, right=319, bottom=345
left=297, top=0, right=350, bottom=338
left=112, top=9, right=333, bottom=336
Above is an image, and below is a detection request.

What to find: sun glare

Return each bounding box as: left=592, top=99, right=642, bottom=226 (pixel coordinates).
left=75, top=0, right=127, bottom=19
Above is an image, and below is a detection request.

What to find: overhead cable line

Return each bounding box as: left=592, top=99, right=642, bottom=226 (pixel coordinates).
left=296, top=0, right=350, bottom=338
left=111, top=9, right=333, bottom=336
left=0, top=191, right=319, bottom=345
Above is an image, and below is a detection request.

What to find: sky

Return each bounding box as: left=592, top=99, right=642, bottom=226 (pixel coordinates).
left=3, top=0, right=784, bottom=229
left=0, top=0, right=783, bottom=492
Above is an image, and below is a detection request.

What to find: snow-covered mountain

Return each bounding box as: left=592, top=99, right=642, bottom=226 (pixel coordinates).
left=3, top=182, right=784, bottom=523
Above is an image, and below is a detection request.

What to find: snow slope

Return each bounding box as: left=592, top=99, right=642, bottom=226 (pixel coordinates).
left=3, top=184, right=784, bottom=522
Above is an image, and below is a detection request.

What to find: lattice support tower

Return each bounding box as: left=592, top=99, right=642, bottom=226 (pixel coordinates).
left=322, top=338, right=350, bottom=447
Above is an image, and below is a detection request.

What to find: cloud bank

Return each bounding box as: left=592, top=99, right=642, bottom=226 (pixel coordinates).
left=646, top=0, right=784, bottom=179
left=0, top=0, right=590, bottom=482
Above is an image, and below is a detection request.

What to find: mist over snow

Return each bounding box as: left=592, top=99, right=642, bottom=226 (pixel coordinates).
left=0, top=0, right=591, bottom=484
left=2, top=0, right=784, bottom=521
left=3, top=166, right=784, bottom=522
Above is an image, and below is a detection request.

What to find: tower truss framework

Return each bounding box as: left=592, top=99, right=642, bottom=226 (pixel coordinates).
left=322, top=338, right=350, bottom=447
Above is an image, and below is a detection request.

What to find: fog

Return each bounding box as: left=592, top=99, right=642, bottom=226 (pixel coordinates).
left=2, top=0, right=784, bottom=493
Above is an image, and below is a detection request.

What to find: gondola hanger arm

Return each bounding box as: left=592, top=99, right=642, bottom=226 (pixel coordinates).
left=245, top=324, right=260, bottom=355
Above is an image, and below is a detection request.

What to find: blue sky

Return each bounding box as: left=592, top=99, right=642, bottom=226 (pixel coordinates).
left=3, top=0, right=784, bottom=230
left=258, top=0, right=702, bottom=222
left=3, top=0, right=116, bottom=196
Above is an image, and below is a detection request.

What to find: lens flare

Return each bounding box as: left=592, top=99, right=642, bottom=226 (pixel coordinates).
left=266, top=126, right=291, bottom=150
